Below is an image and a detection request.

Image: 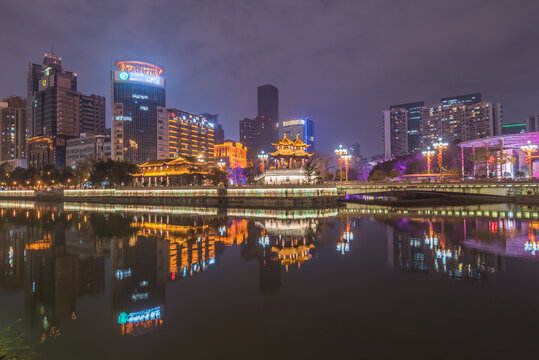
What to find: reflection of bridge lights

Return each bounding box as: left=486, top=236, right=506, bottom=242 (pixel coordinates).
left=115, top=268, right=132, bottom=280
left=342, top=232, right=353, bottom=241
left=218, top=226, right=226, bottom=236
left=259, top=236, right=270, bottom=247
left=524, top=241, right=539, bottom=255
left=337, top=242, right=350, bottom=254
left=436, top=249, right=453, bottom=260
left=424, top=236, right=439, bottom=248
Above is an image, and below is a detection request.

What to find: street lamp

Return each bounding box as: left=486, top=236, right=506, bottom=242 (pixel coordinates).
left=432, top=138, right=448, bottom=180
left=258, top=151, right=268, bottom=173
left=521, top=140, right=538, bottom=180
left=217, top=159, right=226, bottom=171
left=422, top=147, right=436, bottom=175
left=335, top=145, right=348, bottom=182
left=342, top=154, right=351, bottom=182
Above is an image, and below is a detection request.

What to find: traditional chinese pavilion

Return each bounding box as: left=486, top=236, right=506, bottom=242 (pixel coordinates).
left=134, top=156, right=206, bottom=186
left=256, top=134, right=313, bottom=184
left=269, top=134, right=313, bottom=169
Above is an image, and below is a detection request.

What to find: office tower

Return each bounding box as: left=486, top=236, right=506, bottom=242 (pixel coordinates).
left=66, top=134, right=111, bottom=168
left=257, top=84, right=279, bottom=143
left=281, top=117, right=315, bottom=150
left=441, top=93, right=482, bottom=107
left=161, top=109, right=215, bottom=163
left=27, top=51, right=106, bottom=168
left=523, top=113, right=539, bottom=132
left=383, top=108, right=409, bottom=159
left=111, top=61, right=166, bottom=164
left=0, top=96, right=26, bottom=161
left=419, top=101, right=502, bottom=148
left=79, top=94, right=106, bottom=135
left=389, top=102, right=424, bottom=153
left=239, top=116, right=272, bottom=160
left=201, top=113, right=224, bottom=145
left=239, top=117, right=257, bottom=150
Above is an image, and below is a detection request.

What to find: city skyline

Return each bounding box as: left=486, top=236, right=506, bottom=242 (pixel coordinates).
left=1, top=0, right=539, bottom=157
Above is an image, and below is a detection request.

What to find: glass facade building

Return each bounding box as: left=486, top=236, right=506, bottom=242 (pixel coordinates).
left=389, top=101, right=424, bottom=154
left=281, top=117, right=315, bottom=150
left=111, top=61, right=166, bottom=164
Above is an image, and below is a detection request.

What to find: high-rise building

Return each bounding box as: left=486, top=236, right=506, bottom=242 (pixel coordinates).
left=239, top=116, right=272, bottom=159
left=27, top=51, right=106, bottom=168
left=389, top=102, right=424, bottom=153
left=383, top=108, right=409, bottom=159
left=111, top=61, right=166, bottom=164
left=280, top=117, right=315, bottom=150
left=160, top=109, right=215, bottom=163
left=257, top=85, right=279, bottom=143
left=239, top=117, right=257, bottom=150
left=419, top=101, right=502, bottom=148
left=201, top=113, right=224, bottom=145
left=0, top=96, right=26, bottom=161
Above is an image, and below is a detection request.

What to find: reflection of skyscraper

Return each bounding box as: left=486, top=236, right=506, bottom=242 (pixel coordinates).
left=111, top=235, right=167, bottom=336
left=385, top=219, right=505, bottom=280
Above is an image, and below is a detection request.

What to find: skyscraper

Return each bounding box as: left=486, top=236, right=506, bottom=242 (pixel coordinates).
left=27, top=51, right=106, bottom=168
left=281, top=117, right=315, bottom=150
left=200, top=113, right=224, bottom=145
left=111, top=61, right=166, bottom=164
left=383, top=108, right=409, bottom=159
left=257, top=84, right=279, bottom=143
left=0, top=96, right=26, bottom=161
left=419, top=101, right=502, bottom=148
left=161, top=109, right=215, bottom=163
left=239, top=116, right=272, bottom=160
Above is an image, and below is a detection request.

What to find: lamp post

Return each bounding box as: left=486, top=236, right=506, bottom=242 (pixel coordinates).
left=335, top=145, right=348, bottom=182
left=342, top=154, right=351, bottom=182
left=422, top=147, right=436, bottom=175
left=521, top=140, right=538, bottom=180
left=432, top=138, right=448, bottom=181
left=258, top=151, right=268, bottom=173
left=217, top=159, right=226, bottom=171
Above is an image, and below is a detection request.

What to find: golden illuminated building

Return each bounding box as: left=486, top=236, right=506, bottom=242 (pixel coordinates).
left=160, top=108, right=215, bottom=164
left=133, top=156, right=207, bottom=186
left=214, top=141, right=248, bottom=169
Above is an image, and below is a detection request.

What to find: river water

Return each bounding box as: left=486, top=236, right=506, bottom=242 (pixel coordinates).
left=1, top=201, right=539, bottom=359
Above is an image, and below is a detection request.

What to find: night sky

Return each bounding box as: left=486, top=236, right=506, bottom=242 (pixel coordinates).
left=1, top=0, right=538, bottom=157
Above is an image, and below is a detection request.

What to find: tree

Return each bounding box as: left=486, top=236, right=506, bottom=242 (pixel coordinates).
left=369, top=169, right=387, bottom=181
left=90, top=159, right=137, bottom=187
left=389, top=169, right=399, bottom=179
left=303, top=159, right=321, bottom=184
left=206, top=167, right=227, bottom=186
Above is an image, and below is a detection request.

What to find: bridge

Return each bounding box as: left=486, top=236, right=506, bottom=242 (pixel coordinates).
left=335, top=182, right=539, bottom=200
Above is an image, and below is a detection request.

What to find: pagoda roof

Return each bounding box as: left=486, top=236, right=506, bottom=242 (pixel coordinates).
left=292, top=135, right=311, bottom=148
left=139, top=156, right=195, bottom=168
left=269, top=149, right=313, bottom=157
left=272, top=133, right=294, bottom=147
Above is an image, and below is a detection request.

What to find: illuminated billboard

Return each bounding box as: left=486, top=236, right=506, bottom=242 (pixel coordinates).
left=114, top=61, right=165, bottom=87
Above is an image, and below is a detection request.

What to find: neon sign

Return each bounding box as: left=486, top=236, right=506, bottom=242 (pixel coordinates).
left=115, top=116, right=132, bottom=121
left=283, top=119, right=305, bottom=127
left=118, top=306, right=161, bottom=324
left=115, top=61, right=164, bottom=76
left=119, top=71, right=129, bottom=81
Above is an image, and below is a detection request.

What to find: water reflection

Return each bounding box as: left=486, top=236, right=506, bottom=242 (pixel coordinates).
left=3, top=201, right=539, bottom=357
